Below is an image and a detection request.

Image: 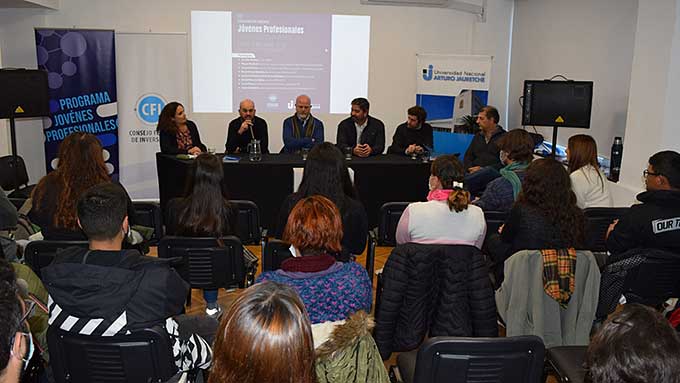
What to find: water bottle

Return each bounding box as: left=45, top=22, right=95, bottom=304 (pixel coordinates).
left=248, top=140, right=261, bottom=162
left=609, top=137, right=623, bottom=182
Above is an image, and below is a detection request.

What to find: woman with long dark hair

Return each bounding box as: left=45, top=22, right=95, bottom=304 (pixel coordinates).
left=165, top=153, right=237, bottom=317
left=209, top=282, right=316, bottom=383
left=157, top=101, right=206, bottom=155
left=567, top=134, right=612, bottom=209
left=259, top=195, right=372, bottom=324
left=29, top=132, right=135, bottom=240
left=396, top=154, right=486, bottom=247
left=488, top=158, right=585, bottom=281
left=275, top=142, right=367, bottom=259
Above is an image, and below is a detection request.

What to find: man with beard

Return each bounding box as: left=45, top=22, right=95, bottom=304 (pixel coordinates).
left=336, top=97, right=385, bottom=157
left=225, top=98, right=269, bottom=154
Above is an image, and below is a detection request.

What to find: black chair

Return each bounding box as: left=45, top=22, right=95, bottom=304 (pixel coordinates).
left=545, top=346, right=588, bottom=383
left=231, top=200, right=266, bottom=251
left=8, top=197, right=26, bottom=210
left=621, top=254, right=680, bottom=306
left=368, top=202, right=409, bottom=289
left=24, top=240, right=89, bottom=278
left=48, top=325, right=176, bottom=383
left=0, top=155, right=34, bottom=199
left=157, top=236, right=255, bottom=305
left=393, top=336, right=546, bottom=383
left=262, top=238, right=293, bottom=272
left=131, top=201, right=163, bottom=245
left=484, top=210, right=508, bottom=239
left=583, top=207, right=629, bottom=252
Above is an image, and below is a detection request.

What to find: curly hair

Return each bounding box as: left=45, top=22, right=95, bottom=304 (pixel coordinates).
left=516, top=158, right=584, bottom=247
left=32, top=132, right=110, bottom=230
left=156, top=101, right=182, bottom=135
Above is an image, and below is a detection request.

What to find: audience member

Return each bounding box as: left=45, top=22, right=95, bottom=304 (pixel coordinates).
left=473, top=129, right=535, bottom=212
left=567, top=134, right=612, bottom=209
left=275, top=142, right=368, bottom=259
left=225, top=98, right=269, bottom=154
left=463, top=106, right=507, bottom=196
left=158, top=101, right=206, bottom=155
left=387, top=105, right=433, bottom=156
left=282, top=94, right=324, bottom=153
left=42, top=183, right=213, bottom=375
left=396, top=155, right=486, bottom=248
left=0, top=258, right=30, bottom=383
left=209, top=282, right=315, bottom=383
left=486, top=158, right=585, bottom=282
left=1, top=190, right=18, bottom=260
left=607, top=150, right=680, bottom=255
left=165, top=153, right=238, bottom=317
left=336, top=97, right=385, bottom=157
left=259, top=196, right=372, bottom=324
left=585, top=304, right=680, bottom=383
left=29, top=132, right=135, bottom=240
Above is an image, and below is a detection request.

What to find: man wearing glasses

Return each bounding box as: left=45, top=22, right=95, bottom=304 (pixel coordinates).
left=606, top=150, right=680, bottom=255
left=0, top=258, right=34, bottom=383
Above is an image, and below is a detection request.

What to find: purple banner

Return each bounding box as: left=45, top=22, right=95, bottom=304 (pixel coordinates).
left=35, top=29, right=119, bottom=178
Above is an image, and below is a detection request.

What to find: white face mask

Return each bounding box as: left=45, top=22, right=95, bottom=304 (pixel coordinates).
left=499, top=150, right=509, bottom=165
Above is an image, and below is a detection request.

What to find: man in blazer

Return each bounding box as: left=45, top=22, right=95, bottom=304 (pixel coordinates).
left=336, top=98, right=385, bottom=157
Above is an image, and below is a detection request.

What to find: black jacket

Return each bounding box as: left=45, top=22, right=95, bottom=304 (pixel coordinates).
left=275, top=193, right=368, bottom=257
left=387, top=122, right=433, bottom=155
left=225, top=116, right=269, bottom=154
left=607, top=190, right=680, bottom=255
left=374, top=244, right=498, bottom=360
left=159, top=120, right=207, bottom=155
left=336, top=115, right=385, bottom=156
left=463, top=126, right=506, bottom=170
left=43, top=247, right=189, bottom=332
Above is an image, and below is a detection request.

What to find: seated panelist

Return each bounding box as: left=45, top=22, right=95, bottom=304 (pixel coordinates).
left=336, top=97, right=385, bottom=157
left=282, top=94, right=324, bottom=153
left=225, top=98, right=269, bottom=154
left=387, top=105, right=433, bottom=156
left=157, top=101, right=206, bottom=155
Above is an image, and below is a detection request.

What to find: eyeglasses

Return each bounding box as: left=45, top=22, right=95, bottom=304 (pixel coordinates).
left=643, top=169, right=661, bottom=178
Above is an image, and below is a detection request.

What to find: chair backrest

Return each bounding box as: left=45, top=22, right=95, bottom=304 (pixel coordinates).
left=622, top=252, right=680, bottom=306
left=131, top=202, right=163, bottom=244
left=583, top=207, right=629, bottom=252
left=24, top=240, right=89, bottom=278
left=231, top=200, right=262, bottom=245
left=157, top=236, right=247, bottom=289
left=412, top=336, right=545, bottom=383
left=48, top=325, right=176, bottom=383
left=377, top=202, right=410, bottom=246
left=0, top=155, right=29, bottom=190
left=8, top=197, right=26, bottom=210
left=263, top=238, right=293, bottom=271
left=484, top=210, right=508, bottom=238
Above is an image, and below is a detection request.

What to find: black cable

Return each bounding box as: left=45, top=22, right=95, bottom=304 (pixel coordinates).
left=547, top=74, right=570, bottom=81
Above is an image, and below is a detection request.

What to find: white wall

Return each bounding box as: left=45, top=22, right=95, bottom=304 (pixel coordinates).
left=618, top=0, right=680, bottom=195
left=0, top=0, right=514, bottom=184
left=0, top=38, right=8, bottom=157
left=508, top=0, right=638, bottom=158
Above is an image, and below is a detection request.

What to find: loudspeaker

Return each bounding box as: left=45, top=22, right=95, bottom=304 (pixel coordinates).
left=0, top=69, right=50, bottom=119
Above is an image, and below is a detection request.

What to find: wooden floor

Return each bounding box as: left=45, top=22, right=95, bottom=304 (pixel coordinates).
left=148, top=244, right=560, bottom=381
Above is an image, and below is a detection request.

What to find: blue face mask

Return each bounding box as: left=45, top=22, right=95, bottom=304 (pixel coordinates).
left=10, top=331, right=34, bottom=371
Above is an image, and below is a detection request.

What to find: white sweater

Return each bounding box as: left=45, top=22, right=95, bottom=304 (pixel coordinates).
left=570, top=165, right=612, bottom=209
left=395, top=200, right=486, bottom=248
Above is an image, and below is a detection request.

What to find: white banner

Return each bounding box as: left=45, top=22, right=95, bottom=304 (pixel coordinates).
left=416, top=54, right=492, bottom=127
left=116, top=33, right=189, bottom=199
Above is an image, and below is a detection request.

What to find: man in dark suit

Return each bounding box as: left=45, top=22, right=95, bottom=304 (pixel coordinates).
left=336, top=98, right=385, bottom=157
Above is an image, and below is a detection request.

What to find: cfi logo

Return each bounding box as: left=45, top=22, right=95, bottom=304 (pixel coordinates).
left=422, top=65, right=434, bottom=81
left=135, top=94, right=167, bottom=125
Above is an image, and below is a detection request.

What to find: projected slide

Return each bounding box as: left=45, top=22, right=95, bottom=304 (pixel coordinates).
left=191, top=11, right=370, bottom=114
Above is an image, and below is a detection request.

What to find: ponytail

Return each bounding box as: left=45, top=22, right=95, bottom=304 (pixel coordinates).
left=447, top=182, right=470, bottom=212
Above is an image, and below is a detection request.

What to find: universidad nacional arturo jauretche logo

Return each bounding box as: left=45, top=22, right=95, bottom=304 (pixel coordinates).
left=422, top=65, right=434, bottom=81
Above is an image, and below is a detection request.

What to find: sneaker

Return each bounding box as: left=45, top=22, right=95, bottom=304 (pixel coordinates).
left=205, top=304, right=222, bottom=319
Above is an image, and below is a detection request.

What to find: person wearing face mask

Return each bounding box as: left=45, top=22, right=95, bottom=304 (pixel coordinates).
left=395, top=155, right=486, bottom=248
left=0, top=257, right=35, bottom=383
left=473, top=129, right=535, bottom=212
